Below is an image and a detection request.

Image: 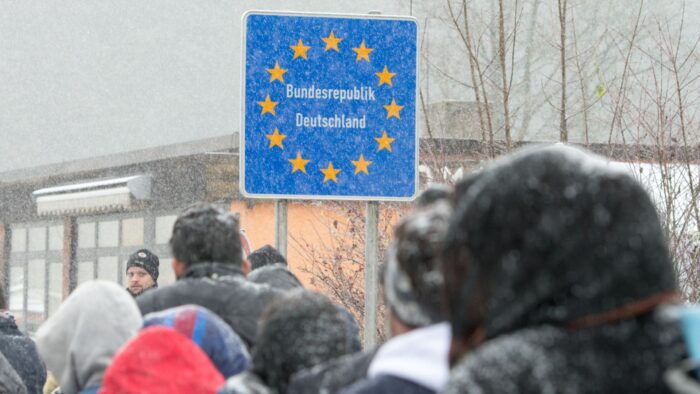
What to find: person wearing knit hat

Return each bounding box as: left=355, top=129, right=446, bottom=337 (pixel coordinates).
left=126, top=249, right=159, bottom=297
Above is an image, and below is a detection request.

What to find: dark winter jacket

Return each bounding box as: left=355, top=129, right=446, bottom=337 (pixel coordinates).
left=442, top=145, right=687, bottom=393
left=288, top=350, right=377, bottom=394
left=137, top=262, right=282, bottom=348
left=0, top=313, right=46, bottom=394
left=0, top=350, right=27, bottom=394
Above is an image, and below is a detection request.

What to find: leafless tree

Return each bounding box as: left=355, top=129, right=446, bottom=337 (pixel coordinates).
left=290, top=201, right=409, bottom=343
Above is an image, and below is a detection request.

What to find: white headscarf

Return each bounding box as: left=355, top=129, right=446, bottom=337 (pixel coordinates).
left=36, top=281, right=142, bottom=394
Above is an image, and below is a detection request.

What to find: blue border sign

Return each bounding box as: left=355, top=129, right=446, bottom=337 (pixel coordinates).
left=241, top=11, right=418, bottom=200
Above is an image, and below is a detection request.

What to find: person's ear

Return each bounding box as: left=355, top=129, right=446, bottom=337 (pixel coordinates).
left=171, top=258, right=187, bottom=279
left=241, top=259, right=252, bottom=276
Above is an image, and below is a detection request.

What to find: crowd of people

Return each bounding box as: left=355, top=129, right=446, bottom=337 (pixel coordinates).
left=1, top=144, right=699, bottom=393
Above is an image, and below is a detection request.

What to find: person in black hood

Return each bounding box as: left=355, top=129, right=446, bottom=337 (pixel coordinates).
left=0, top=284, right=46, bottom=394
left=248, top=245, right=288, bottom=271
left=136, top=203, right=282, bottom=348
left=220, top=290, right=357, bottom=394
left=442, top=144, right=686, bottom=393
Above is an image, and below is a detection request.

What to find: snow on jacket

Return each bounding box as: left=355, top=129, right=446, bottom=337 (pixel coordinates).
left=143, top=304, right=251, bottom=378
left=0, top=312, right=45, bottom=394
left=0, top=350, right=27, bottom=394
left=247, top=264, right=302, bottom=291
left=137, top=262, right=282, bottom=348
left=101, top=326, right=224, bottom=394
left=35, top=281, right=142, bottom=394
left=442, top=145, right=686, bottom=393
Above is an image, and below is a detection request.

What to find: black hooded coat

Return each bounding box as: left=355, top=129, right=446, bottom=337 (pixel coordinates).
left=442, top=145, right=687, bottom=393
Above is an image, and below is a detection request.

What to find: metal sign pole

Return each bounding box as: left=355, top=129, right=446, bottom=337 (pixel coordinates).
left=364, top=200, right=379, bottom=347
left=274, top=199, right=288, bottom=257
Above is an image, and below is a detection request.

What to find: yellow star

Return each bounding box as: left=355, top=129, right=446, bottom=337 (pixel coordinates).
left=266, top=62, right=287, bottom=83
left=266, top=128, right=286, bottom=149
left=384, top=98, right=404, bottom=119
left=257, top=95, right=278, bottom=116
left=375, top=131, right=395, bottom=152
left=352, top=40, right=373, bottom=62
left=289, top=152, right=310, bottom=174
left=290, top=39, right=311, bottom=60
left=375, top=66, right=396, bottom=87
left=352, top=154, right=372, bottom=175
left=321, top=162, right=341, bottom=183
left=322, top=31, right=343, bottom=52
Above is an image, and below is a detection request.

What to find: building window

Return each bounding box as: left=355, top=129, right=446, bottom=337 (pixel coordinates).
left=28, top=227, right=47, bottom=252
left=155, top=215, right=177, bottom=245
left=78, top=222, right=96, bottom=249
left=8, top=265, right=25, bottom=331
left=26, top=259, right=46, bottom=333
left=121, top=218, right=144, bottom=247
left=98, top=221, right=119, bottom=248
left=11, top=227, right=27, bottom=252
left=77, top=261, right=95, bottom=285
left=97, top=256, right=119, bottom=283
left=9, top=221, right=62, bottom=334
left=48, top=226, right=64, bottom=251
left=157, top=255, right=175, bottom=286
left=47, top=262, right=63, bottom=316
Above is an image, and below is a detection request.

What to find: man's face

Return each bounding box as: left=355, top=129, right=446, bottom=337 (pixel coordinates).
left=127, top=266, right=155, bottom=295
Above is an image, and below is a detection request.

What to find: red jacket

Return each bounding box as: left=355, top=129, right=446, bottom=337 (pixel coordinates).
left=101, top=326, right=224, bottom=394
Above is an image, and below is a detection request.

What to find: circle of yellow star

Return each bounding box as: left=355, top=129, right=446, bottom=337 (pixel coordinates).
left=266, top=128, right=286, bottom=149
left=290, top=39, right=311, bottom=60
left=289, top=152, right=310, bottom=174
left=376, top=66, right=396, bottom=87
left=352, top=154, right=372, bottom=175
left=321, top=162, right=341, bottom=183
left=322, top=31, right=343, bottom=52
left=257, top=95, right=278, bottom=116
left=352, top=40, right=373, bottom=62
left=266, top=62, right=287, bottom=83
left=375, top=131, right=395, bottom=152
left=384, top=98, right=404, bottom=119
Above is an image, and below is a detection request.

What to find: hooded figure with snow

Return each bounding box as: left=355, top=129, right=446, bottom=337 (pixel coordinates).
left=35, top=281, right=142, bottom=394
left=442, top=145, right=686, bottom=393
left=220, top=290, right=356, bottom=394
